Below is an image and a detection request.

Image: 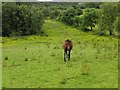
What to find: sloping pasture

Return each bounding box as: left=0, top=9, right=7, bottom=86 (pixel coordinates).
left=2, top=20, right=118, bottom=88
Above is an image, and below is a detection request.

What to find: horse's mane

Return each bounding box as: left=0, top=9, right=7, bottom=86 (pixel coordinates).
left=65, top=39, right=71, bottom=42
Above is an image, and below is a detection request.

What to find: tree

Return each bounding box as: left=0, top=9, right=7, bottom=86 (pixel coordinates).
left=76, top=8, right=83, bottom=15
left=2, top=3, right=44, bottom=36
left=61, top=7, right=77, bottom=25
left=30, top=6, right=44, bottom=35
left=2, top=3, right=17, bottom=36
left=50, top=10, right=60, bottom=19
left=98, top=2, right=118, bottom=35
left=77, top=2, right=101, bottom=9
left=72, top=16, right=82, bottom=28
left=41, top=7, right=50, bottom=19
left=114, top=17, right=119, bottom=33
left=81, top=8, right=98, bottom=31
left=84, top=2, right=101, bottom=9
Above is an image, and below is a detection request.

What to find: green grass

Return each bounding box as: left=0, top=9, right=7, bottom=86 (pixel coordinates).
left=2, top=20, right=118, bottom=88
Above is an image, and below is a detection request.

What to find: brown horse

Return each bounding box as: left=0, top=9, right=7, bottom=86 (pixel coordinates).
left=63, top=39, right=73, bottom=62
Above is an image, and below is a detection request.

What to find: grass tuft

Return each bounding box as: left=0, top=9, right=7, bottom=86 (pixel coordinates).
left=4, top=56, right=8, bottom=60
left=25, top=58, right=28, bottom=61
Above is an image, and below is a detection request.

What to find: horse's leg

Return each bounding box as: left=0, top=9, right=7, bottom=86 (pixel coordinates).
left=64, top=50, right=67, bottom=62
left=68, top=50, right=71, bottom=60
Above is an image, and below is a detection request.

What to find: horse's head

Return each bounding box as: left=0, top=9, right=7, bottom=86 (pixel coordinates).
left=64, top=39, right=73, bottom=50
left=67, top=45, right=71, bottom=50
left=65, top=39, right=71, bottom=42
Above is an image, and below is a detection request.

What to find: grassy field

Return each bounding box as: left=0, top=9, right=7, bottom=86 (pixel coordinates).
left=2, top=20, right=118, bottom=88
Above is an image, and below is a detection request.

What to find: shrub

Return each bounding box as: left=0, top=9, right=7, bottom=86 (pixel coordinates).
left=4, top=56, right=8, bottom=60
left=2, top=3, right=44, bottom=37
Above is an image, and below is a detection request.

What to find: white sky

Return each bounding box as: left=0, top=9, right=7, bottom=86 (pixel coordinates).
left=2, top=0, right=119, bottom=2
left=36, top=0, right=53, bottom=1
left=36, top=0, right=119, bottom=2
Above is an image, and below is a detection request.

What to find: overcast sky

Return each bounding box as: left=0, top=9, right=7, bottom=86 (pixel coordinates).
left=36, top=0, right=53, bottom=1
left=2, top=0, right=119, bottom=2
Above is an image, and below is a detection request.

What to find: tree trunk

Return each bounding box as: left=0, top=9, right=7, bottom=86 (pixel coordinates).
left=90, top=26, right=92, bottom=31
left=109, top=30, right=112, bottom=35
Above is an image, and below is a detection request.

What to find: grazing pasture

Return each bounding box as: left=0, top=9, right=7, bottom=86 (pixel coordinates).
left=2, top=20, right=118, bottom=88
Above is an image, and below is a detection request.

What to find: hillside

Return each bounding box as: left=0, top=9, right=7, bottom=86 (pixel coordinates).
left=2, top=20, right=118, bottom=88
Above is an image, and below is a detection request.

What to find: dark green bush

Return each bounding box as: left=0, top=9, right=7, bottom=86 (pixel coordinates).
left=2, top=2, right=44, bottom=37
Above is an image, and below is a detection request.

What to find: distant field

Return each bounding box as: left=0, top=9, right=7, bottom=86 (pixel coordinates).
left=2, top=20, right=118, bottom=88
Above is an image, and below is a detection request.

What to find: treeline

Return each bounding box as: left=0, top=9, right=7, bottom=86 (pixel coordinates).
left=2, top=2, right=44, bottom=36
left=2, top=2, right=119, bottom=37
left=38, top=2, right=118, bottom=36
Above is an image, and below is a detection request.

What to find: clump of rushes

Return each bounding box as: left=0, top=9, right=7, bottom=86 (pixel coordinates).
left=25, top=58, right=28, bottom=61
left=81, top=64, right=91, bottom=75
left=60, top=79, right=66, bottom=85
left=5, top=56, right=8, bottom=60
left=50, top=53, right=55, bottom=56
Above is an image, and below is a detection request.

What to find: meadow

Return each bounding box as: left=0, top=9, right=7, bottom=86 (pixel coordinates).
left=2, top=20, right=118, bottom=88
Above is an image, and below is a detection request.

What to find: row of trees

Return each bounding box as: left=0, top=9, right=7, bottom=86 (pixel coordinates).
left=61, top=7, right=98, bottom=31
left=2, top=2, right=119, bottom=37
left=2, top=2, right=44, bottom=36
left=37, top=2, right=118, bottom=36
left=60, top=2, right=118, bottom=36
